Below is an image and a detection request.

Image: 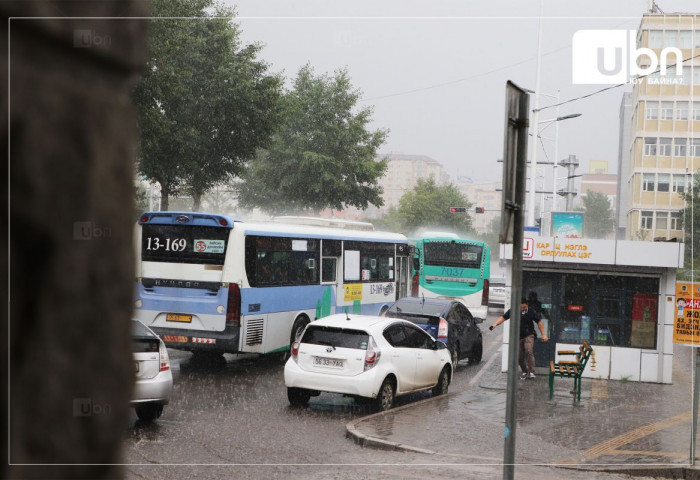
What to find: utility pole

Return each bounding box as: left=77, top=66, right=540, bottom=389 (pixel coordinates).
left=557, top=154, right=579, bottom=211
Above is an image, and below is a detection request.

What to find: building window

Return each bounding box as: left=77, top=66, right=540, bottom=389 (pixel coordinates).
left=694, top=102, right=700, bottom=121
left=693, top=139, right=700, bottom=157
left=646, top=102, right=659, bottom=120
left=657, top=174, right=670, bottom=192
left=671, top=211, right=683, bottom=230
left=649, top=30, right=663, bottom=48
left=674, top=138, right=687, bottom=156
left=696, top=30, right=700, bottom=48
left=641, top=211, right=654, bottom=230
left=682, top=66, right=691, bottom=85
left=676, top=102, right=689, bottom=120
left=660, top=102, right=674, bottom=120
left=643, top=173, right=656, bottom=191
left=659, top=138, right=672, bottom=156
left=673, top=174, right=686, bottom=194
left=680, top=31, right=693, bottom=49
left=644, top=137, right=657, bottom=156
left=695, top=69, right=700, bottom=87
left=656, top=211, right=669, bottom=230
left=664, top=31, right=678, bottom=47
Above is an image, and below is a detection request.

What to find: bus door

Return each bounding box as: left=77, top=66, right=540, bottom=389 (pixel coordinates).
left=319, top=239, right=342, bottom=319
left=395, top=244, right=410, bottom=299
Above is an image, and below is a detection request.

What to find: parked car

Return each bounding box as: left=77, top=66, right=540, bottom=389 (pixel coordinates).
left=488, top=276, right=509, bottom=308
left=385, top=296, right=483, bottom=367
left=131, top=319, right=173, bottom=422
left=284, top=314, right=452, bottom=411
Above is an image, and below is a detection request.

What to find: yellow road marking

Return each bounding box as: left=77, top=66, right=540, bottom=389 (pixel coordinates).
left=608, top=449, right=688, bottom=459
left=582, top=411, right=691, bottom=460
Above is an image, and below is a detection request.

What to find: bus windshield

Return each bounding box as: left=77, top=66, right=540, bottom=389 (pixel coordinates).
left=141, top=224, right=230, bottom=265
left=423, top=241, right=483, bottom=269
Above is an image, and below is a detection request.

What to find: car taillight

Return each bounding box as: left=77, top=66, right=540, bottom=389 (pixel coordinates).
left=482, top=279, right=489, bottom=306
left=438, top=317, right=448, bottom=339
left=226, top=283, right=241, bottom=327
left=159, top=341, right=170, bottom=372
left=364, top=337, right=381, bottom=371
left=411, top=273, right=419, bottom=296
left=290, top=341, right=300, bottom=360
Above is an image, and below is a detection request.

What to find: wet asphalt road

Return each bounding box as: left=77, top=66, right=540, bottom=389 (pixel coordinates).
left=123, top=311, right=658, bottom=479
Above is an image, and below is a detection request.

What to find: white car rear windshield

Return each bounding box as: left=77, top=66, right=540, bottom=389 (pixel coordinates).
left=301, top=326, right=370, bottom=350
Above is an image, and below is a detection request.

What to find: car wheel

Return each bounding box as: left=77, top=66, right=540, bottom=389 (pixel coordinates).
left=451, top=342, right=460, bottom=367
left=134, top=403, right=163, bottom=422
left=432, top=366, right=450, bottom=396
left=375, top=378, right=395, bottom=411
left=287, top=387, right=311, bottom=407
left=469, top=342, right=483, bottom=364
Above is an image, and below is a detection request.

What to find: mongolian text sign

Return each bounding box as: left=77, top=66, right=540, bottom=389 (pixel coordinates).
left=674, top=282, right=700, bottom=346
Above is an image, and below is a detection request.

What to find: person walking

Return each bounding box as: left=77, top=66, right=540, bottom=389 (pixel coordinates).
left=489, top=297, right=548, bottom=379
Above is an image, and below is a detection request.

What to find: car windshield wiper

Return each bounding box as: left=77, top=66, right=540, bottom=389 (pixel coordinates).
left=316, top=340, right=336, bottom=350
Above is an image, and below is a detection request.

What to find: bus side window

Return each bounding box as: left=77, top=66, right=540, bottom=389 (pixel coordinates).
left=322, top=257, right=337, bottom=283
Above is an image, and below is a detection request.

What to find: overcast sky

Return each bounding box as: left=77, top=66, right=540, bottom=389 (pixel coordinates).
left=227, top=0, right=699, bottom=189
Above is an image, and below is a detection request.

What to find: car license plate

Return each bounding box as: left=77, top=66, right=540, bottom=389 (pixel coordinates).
left=313, top=356, right=343, bottom=368
left=166, top=313, right=192, bottom=323
left=163, top=335, right=188, bottom=343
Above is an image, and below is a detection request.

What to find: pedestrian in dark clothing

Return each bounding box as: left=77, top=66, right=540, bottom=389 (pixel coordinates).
left=489, top=297, right=548, bottom=379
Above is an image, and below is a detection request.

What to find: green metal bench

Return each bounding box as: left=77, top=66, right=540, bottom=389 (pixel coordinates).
left=548, top=339, right=592, bottom=402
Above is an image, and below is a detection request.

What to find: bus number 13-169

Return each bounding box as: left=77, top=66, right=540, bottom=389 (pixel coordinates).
left=145, top=237, right=187, bottom=252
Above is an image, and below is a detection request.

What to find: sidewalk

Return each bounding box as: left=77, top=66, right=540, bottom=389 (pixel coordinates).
left=346, top=344, right=700, bottom=478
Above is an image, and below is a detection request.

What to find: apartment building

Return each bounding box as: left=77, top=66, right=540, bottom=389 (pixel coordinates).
left=624, top=13, right=700, bottom=241
left=377, top=153, right=448, bottom=210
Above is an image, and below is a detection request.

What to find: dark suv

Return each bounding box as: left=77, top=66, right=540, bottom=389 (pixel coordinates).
left=385, top=297, right=483, bottom=366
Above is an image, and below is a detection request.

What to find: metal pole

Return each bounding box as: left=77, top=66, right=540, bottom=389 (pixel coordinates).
left=526, top=0, right=544, bottom=228
left=503, top=90, right=530, bottom=480
left=552, top=91, right=560, bottom=216
left=566, top=155, right=577, bottom=211
left=692, top=348, right=699, bottom=465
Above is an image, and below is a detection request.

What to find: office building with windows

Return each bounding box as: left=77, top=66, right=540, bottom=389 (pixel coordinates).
left=623, top=13, right=699, bottom=241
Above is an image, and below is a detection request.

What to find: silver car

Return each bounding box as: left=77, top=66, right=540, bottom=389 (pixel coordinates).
left=131, top=320, right=173, bottom=422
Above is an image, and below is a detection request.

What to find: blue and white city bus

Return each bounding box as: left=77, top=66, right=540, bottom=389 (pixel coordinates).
left=133, top=212, right=411, bottom=356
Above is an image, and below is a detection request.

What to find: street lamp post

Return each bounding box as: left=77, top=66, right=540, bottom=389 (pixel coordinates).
left=532, top=112, right=581, bottom=225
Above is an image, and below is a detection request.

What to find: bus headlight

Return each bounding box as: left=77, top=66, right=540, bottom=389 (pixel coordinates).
left=135, top=300, right=143, bottom=308
left=217, top=305, right=225, bottom=314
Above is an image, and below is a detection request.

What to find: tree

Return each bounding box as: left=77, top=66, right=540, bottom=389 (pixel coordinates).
left=679, top=171, right=700, bottom=281
left=133, top=0, right=283, bottom=210
left=577, top=189, right=614, bottom=239
left=395, top=177, right=473, bottom=233
left=236, top=65, right=388, bottom=214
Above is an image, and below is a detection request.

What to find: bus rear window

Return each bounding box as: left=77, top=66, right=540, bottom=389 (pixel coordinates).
left=423, top=241, right=483, bottom=269
left=141, top=225, right=229, bottom=264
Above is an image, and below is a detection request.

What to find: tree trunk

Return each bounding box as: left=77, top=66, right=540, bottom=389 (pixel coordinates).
left=192, top=189, right=202, bottom=212
left=160, top=184, right=170, bottom=211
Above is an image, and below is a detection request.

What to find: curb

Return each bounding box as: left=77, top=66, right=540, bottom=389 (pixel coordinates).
left=345, top=392, right=446, bottom=454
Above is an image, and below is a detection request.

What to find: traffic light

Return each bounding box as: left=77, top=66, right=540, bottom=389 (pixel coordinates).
left=450, top=207, right=467, bottom=213
left=475, top=207, right=485, bottom=214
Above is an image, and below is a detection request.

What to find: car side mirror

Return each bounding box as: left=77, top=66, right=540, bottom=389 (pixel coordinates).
left=474, top=317, right=484, bottom=324
left=435, top=341, right=446, bottom=350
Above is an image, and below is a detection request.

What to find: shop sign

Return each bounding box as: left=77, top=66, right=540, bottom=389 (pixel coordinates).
left=674, top=282, right=700, bottom=346
left=568, top=305, right=584, bottom=312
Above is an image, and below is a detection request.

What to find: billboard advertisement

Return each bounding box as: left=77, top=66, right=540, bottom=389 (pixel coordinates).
left=551, top=212, right=584, bottom=238
left=674, top=282, right=700, bottom=346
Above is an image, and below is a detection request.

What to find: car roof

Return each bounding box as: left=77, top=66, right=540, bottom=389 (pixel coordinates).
left=310, top=313, right=398, bottom=330
left=390, top=296, right=461, bottom=316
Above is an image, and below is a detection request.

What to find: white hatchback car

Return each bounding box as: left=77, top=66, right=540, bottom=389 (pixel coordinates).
left=131, top=320, right=173, bottom=422
left=284, top=314, right=452, bottom=411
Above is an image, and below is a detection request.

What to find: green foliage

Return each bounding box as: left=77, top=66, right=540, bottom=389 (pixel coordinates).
left=236, top=65, right=388, bottom=214
left=373, top=178, right=473, bottom=234
left=132, top=0, right=283, bottom=210
left=577, top=190, right=614, bottom=239
left=679, top=171, right=700, bottom=281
